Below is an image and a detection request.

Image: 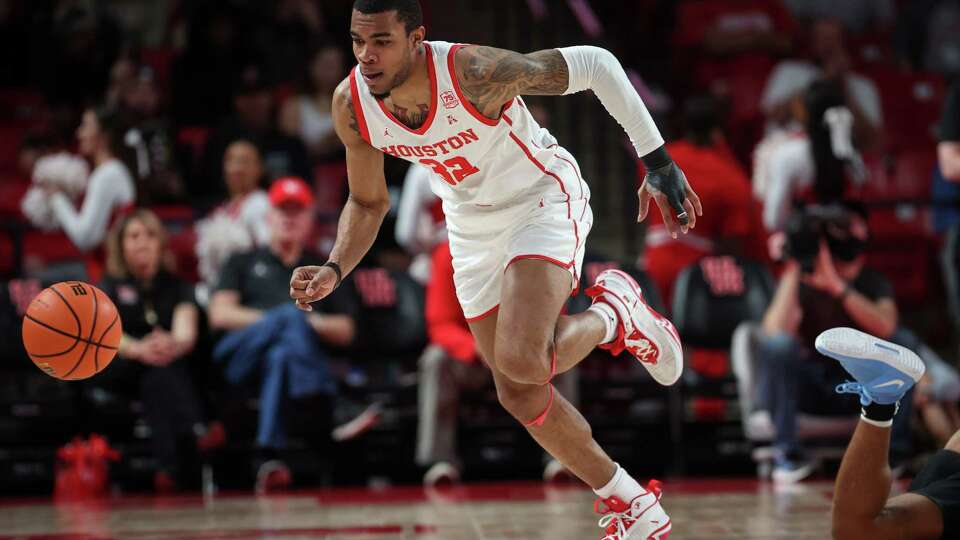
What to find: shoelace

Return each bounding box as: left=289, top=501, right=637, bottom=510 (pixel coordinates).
left=597, top=502, right=639, bottom=540
left=596, top=482, right=663, bottom=540
left=836, top=381, right=873, bottom=406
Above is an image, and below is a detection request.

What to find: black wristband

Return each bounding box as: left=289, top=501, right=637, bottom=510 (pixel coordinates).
left=323, top=261, right=342, bottom=289
left=863, top=401, right=898, bottom=423
left=640, top=145, right=672, bottom=171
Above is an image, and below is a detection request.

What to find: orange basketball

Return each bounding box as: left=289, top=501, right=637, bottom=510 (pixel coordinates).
left=21, top=281, right=122, bottom=380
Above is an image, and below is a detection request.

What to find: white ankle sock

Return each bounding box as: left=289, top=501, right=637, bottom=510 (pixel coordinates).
left=589, top=302, right=618, bottom=344
left=594, top=463, right=645, bottom=502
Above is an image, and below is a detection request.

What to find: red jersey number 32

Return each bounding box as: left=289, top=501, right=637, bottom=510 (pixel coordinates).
left=419, top=157, right=479, bottom=186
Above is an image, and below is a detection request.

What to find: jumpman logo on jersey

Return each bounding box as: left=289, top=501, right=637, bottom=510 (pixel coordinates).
left=447, top=115, right=458, bottom=125
left=383, top=127, right=392, bottom=138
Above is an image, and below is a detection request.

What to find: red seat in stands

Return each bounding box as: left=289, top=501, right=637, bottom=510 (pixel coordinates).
left=866, top=205, right=934, bottom=308
left=21, top=231, right=84, bottom=265
left=866, top=68, right=946, bottom=152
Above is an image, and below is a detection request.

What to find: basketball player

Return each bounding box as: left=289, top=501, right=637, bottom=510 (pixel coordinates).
left=817, top=328, right=959, bottom=540
left=289, top=2, right=701, bottom=537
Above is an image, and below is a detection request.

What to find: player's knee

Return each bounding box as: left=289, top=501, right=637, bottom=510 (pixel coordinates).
left=494, top=340, right=553, bottom=385
left=495, top=381, right=542, bottom=420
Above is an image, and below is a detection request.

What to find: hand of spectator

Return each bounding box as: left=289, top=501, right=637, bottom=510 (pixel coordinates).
left=638, top=162, right=702, bottom=238
left=768, top=232, right=787, bottom=261
left=290, top=265, right=338, bottom=311
left=802, top=242, right=846, bottom=297
left=137, top=330, right=179, bottom=367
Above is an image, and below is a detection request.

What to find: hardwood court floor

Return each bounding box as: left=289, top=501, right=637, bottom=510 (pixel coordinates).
left=0, top=479, right=849, bottom=539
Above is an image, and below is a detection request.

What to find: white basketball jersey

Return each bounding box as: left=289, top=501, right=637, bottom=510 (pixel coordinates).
left=350, top=41, right=589, bottom=219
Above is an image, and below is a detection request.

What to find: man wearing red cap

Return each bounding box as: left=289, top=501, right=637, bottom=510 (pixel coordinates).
left=209, top=177, right=359, bottom=493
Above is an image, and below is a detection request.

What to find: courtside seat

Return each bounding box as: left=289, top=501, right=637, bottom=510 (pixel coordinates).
left=351, top=267, right=426, bottom=359
left=670, top=256, right=774, bottom=472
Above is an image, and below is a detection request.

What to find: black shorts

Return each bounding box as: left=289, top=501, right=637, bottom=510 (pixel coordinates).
left=909, top=449, right=960, bottom=540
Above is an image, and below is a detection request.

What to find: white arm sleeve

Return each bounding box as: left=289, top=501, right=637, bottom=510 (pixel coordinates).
left=50, top=161, right=134, bottom=251
left=558, top=46, right=664, bottom=158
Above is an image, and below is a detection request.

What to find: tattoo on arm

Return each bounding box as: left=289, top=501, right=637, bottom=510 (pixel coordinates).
left=457, top=46, right=569, bottom=116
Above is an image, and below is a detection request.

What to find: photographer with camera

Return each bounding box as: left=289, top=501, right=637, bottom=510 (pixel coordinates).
left=759, top=201, right=911, bottom=483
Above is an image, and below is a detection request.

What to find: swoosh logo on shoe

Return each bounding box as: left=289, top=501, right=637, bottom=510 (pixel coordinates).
left=875, top=342, right=901, bottom=355
left=874, top=379, right=905, bottom=389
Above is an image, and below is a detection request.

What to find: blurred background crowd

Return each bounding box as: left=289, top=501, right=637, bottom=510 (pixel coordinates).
left=1, top=0, right=960, bottom=496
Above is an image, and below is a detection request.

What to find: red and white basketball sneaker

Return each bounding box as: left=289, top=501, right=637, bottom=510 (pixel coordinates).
left=595, top=480, right=672, bottom=539
left=586, top=269, right=683, bottom=385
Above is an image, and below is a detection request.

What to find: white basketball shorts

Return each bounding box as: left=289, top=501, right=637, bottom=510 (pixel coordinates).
left=446, top=167, right=593, bottom=322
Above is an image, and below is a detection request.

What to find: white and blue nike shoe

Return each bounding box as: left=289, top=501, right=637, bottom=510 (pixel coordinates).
left=814, top=327, right=925, bottom=406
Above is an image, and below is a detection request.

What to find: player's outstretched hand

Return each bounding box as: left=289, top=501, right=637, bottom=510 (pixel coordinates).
left=289, top=265, right=338, bottom=311
left=638, top=162, right=702, bottom=238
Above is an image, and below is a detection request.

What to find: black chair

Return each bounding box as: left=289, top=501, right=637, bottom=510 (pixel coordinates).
left=568, top=253, right=666, bottom=316
left=669, top=256, right=774, bottom=473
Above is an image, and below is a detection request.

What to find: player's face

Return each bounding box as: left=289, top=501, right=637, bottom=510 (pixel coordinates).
left=122, top=218, right=162, bottom=278
left=350, top=10, right=425, bottom=98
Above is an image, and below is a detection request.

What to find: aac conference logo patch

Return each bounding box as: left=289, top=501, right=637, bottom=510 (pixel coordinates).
left=441, top=90, right=459, bottom=109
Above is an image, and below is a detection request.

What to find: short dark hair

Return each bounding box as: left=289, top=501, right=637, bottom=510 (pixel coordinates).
left=353, top=0, right=422, bottom=33
left=683, top=95, right=724, bottom=147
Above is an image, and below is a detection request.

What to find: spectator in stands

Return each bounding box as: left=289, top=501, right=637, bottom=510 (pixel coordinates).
left=209, top=177, right=356, bottom=493
left=118, top=63, right=186, bottom=205
left=781, top=0, right=893, bottom=35
left=100, top=209, right=223, bottom=493
left=195, top=139, right=271, bottom=288
left=417, top=240, right=574, bottom=486
left=42, top=3, right=122, bottom=109
left=759, top=201, right=911, bottom=483
left=672, top=0, right=796, bottom=158
left=170, top=3, right=252, bottom=126
left=640, top=95, right=765, bottom=306
left=198, top=64, right=311, bottom=207
left=761, top=18, right=883, bottom=148
left=279, top=43, right=346, bottom=161
left=896, top=0, right=960, bottom=77
left=940, top=79, right=960, bottom=182
left=754, top=80, right=865, bottom=232
left=46, top=106, right=136, bottom=281
left=900, top=332, right=960, bottom=447
left=264, top=0, right=326, bottom=85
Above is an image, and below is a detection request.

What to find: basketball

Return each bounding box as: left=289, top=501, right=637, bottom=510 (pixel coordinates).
left=21, top=281, right=122, bottom=380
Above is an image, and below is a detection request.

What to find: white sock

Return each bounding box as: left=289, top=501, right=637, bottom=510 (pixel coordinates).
left=594, top=463, right=646, bottom=502
left=589, top=302, right=618, bottom=344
